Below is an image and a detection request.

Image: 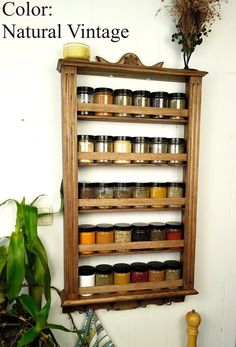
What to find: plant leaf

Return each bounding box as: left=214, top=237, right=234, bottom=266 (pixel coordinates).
left=17, top=326, right=39, bottom=347
left=45, top=323, right=75, bottom=332
left=30, top=194, right=46, bottom=206
left=0, top=246, right=7, bottom=274
left=18, top=294, right=40, bottom=320
left=7, top=231, right=25, bottom=302
left=22, top=204, right=38, bottom=249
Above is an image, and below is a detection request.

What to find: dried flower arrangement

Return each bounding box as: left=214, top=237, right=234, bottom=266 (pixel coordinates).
left=158, top=0, right=228, bottom=68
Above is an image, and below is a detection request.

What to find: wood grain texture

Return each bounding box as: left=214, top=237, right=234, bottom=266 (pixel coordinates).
left=78, top=197, right=185, bottom=207
left=78, top=152, right=187, bottom=161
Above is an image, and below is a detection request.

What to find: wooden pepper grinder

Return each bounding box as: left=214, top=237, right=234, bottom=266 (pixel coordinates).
left=186, top=309, right=201, bottom=347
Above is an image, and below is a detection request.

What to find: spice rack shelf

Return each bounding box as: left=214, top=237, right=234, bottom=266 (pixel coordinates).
left=57, top=58, right=207, bottom=312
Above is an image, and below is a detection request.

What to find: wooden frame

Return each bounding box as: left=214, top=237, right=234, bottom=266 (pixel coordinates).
left=57, top=59, right=207, bottom=312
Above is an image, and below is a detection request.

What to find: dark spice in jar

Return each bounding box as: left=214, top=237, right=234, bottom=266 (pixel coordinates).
left=78, top=183, right=96, bottom=210
left=77, top=86, right=94, bottom=116
left=131, top=262, right=148, bottom=283
left=95, top=264, right=113, bottom=286
left=114, top=89, right=132, bottom=117
left=148, top=261, right=165, bottom=281
left=132, top=223, right=150, bottom=241
left=149, top=222, right=166, bottom=241
left=94, top=88, right=113, bottom=117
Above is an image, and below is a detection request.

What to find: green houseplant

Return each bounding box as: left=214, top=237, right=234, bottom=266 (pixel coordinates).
left=0, top=196, right=70, bottom=347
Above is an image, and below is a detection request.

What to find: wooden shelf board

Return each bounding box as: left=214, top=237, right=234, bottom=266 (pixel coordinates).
left=79, top=207, right=184, bottom=213
left=79, top=248, right=182, bottom=257
left=78, top=152, right=187, bottom=162
left=78, top=162, right=186, bottom=167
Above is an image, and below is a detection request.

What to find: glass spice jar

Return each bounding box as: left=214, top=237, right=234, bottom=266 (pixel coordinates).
left=131, top=262, right=149, bottom=283
left=96, top=224, right=114, bottom=253
left=114, top=263, right=131, bottom=285
left=149, top=137, right=168, bottom=164
left=78, top=183, right=96, bottom=210
left=132, top=90, right=151, bottom=118
left=113, top=136, right=132, bottom=163
left=113, top=183, right=132, bottom=207
left=79, top=265, right=95, bottom=296
left=132, top=137, right=149, bottom=163
left=78, top=135, right=94, bottom=163
left=96, top=183, right=113, bottom=209
left=95, top=264, right=113, bottom=286
left=77, top=86, right=94, bottom=116
left=132, top=223, right=150, bottom=242
left=164, top=260, right=182, bottom=287
left=151, top=91, right=169, bottom=118
left=167, top=182, right=184, bottom=207
left=94, top=135, right=113, bottom=163
left=169, top=93, right=186, bottom=119
left=114, top=89, right=132, bottom=117
left=78, top=224, right=96, bottom=255
left=132, top=183, right=149, bottom=208
left=150, top=182, right=167, bottom=208
left=148, top=261, right=165, bottom=282
left=114, top=223, right=132, bottom=252
left=168, top=138, right=186, bottom=164
left=166, top=222, right=183, bottom=240
left=149, top=222, right=166, bottom=241
left=94, top=88, right=113, bottom=117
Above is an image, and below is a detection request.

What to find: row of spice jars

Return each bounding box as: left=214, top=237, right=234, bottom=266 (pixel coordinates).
left=79, top=260, right=182, bottom=295
left=78, top=135, right=186, bottom=164
left=79, top=182, right=184, bottom=209
left=77, top=86, right=186, bottom=118
left=79, top=222, right=183, bottom=254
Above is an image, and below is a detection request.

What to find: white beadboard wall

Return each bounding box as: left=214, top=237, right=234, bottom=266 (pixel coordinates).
left=0, top=1, right=236, bottom=346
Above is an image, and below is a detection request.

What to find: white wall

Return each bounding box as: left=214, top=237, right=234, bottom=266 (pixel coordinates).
left=0, top=1, right=236, bottom=346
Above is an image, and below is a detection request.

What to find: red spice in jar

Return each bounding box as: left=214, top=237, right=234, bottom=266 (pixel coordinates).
left=131, top=262, right=148, bottom=283
left=166, top=222, right=183, bottom=240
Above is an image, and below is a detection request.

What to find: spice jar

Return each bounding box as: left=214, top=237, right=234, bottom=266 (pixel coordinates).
left=131, top=262, right=148, bottom=283
left=149, top=222, right=166, bottom=241
left=167, top=182, right=184, bottom=207
left=78, top=135, right=94, bottom=163
left=148, top=261, right=165, bottom=282
left=166, top=222, right=183, bottom=240
left=79, top=265, right=95, bottom=296
left=132, top=183, right=149, bottom=208
left=94, top=135, right=113, bottom=163
left=151, top=92, right=169, bottom=118
left=113, top=183, right=132, bottom=203
left=169, top=93, right=186, bottom=119
left=114, top=89, right=132, bottom=117
left=96, top=183, right=113, bottom=209
left=150, top=183, right=167, bottom=208
left=77, top=86, right=94, bottom=116
left=78, top=183, right=96, bottom=210
left=95, top=264, right=113, bottom=286
left=96, top=223, right=114, bottom=253
left=168, top=138, right=186, bottom=164
left=132, top=223, right=150, bottom=242
left=132, top=137, right=149, bottom=163
left=149, top=137, right=168, bottom=164
left=114, top=223, right=132, bottom=251
left=113, top=136, right=132, bottom=163
left=78, top=224, right=96, bottom=255
left=164, top=260, right=182, bottom=287
left=94, top=88, right=113, bottom=117
left=132, top=90, right=150, bottom=118
left=114, top=263, right=131, bottom=285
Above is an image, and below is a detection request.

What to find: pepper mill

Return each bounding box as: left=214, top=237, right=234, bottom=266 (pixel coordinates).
left=186, top=309, right=201, bottom=347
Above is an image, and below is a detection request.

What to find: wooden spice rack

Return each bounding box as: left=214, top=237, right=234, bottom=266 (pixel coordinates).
left=57, top=58, right=207, bottom=312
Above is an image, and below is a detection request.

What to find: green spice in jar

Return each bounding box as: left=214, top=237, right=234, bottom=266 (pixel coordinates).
left=164, top=260, right=182, bottom=288
left=132, top=183, right=150, bottom=208
left=96, top=183, right=113, bottom=209
left=167, top=182, right=184, bottom=207
left=95, top=264, right=113, bottom=286
left=149, top=222, right=166, bottom=241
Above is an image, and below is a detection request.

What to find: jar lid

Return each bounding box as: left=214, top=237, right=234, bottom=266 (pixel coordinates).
left=166, top=222, right=184, bottom=229
left=96, top=223, right=114, bottom=232
left=149, top=137, right=168, bottom=144
left=96, top=182, right=113, bottom=188
left=132, top=223, right=149, bottom=230
left=132, top=137, right=149, bottom=143
left=168, top=138, right=185, bottom=144
left=77, top=86, right=94, bottom=94
left=168, top=182, right=184, bottom=188
left=164, top=260, right=182, bottom=270
left=78, top=182, right=96, bottom=188
left=133, top=182, right=150, bottom=188
left=131, top=262, right=148, bottom=272
left=148, top=261, right=165, bottom=271
left=79, top=265, right=95, bottom=276
left=77, top=134, right=94, bottom=142
left=151, top=91, right=169, bottom=99
left=149, top=222, right=166, bottom=229
left=169, top=93, right=186, bottom=99
left=95, top=264, right=113, bottom=274
left=151, top=182, right=167, bottom=187
left=132, top=90, right=150, bottom=98
left=113, top=136, right=132, bottom=141
left=78, top=224, right=96, bottom=232
left=114, top=89, right=132, bottom=96
left=114, top=223, right=131, bottom=231
left=95, top=87, right=113, bottom=94
left=114, top=263, right=131, bottom=273
left=94, top=135, right=113, bottom=142
left=114, top=182, right=131, bottom=188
